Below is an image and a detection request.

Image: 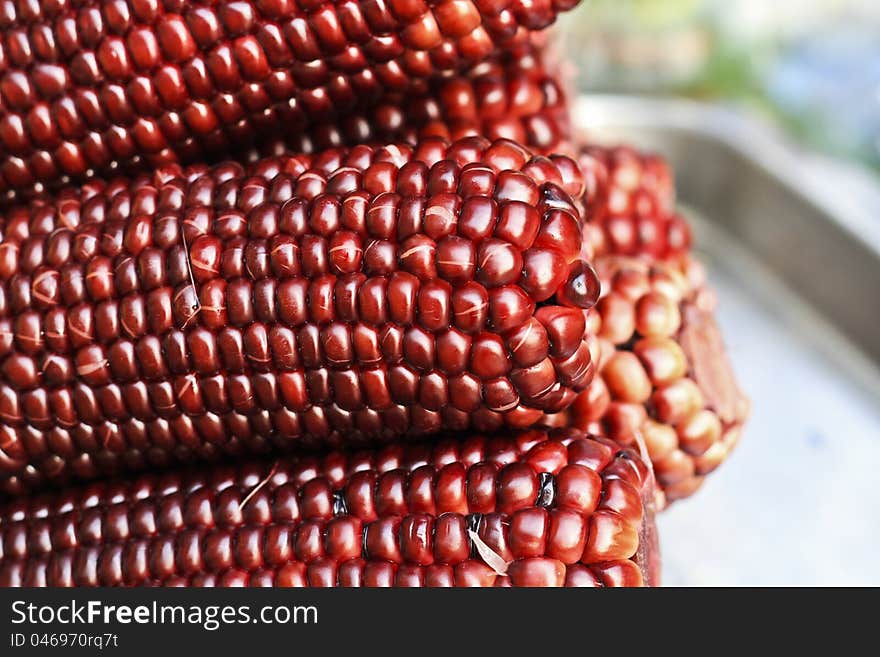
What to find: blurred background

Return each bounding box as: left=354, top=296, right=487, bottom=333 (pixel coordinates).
left=558, top=1, right=880, bottom=586
left=561, top=0, right=880, bottom=173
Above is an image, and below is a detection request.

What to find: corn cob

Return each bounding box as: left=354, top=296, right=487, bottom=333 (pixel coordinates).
left=251, top=43, right=572, bottom=160
left=577, top=146, right=692, bottom=260
left=253, top=98, right=692, bottom=264
left=0, top=0, right=581, bottom=200
left=0, top=136, right=599, bottom=496
left=557, top=256, right=749, bottom=503
left=0, top=428, right=658, bottom=587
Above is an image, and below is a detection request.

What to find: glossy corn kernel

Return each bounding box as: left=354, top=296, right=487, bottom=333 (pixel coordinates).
left=0, top=0, right=581, bottom=200
left=0, top=428, right=657, bottom=587
left=560, top=256, right=749, bottom=503
left=576, top=145, right=692, bottom=260
left=250, top=43, right=572, bottom=160
left=0, top=136, right=599, bottom=496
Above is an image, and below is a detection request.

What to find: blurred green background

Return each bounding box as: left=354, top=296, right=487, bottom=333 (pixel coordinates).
left=560, top=0, right=880, bottom=173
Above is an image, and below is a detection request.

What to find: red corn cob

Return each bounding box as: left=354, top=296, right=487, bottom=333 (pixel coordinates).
left=0, top=427, right=658, bottom=587
left=576, top=145, right=692, bottom=260
left=252, top=97, right=692, bottom=264
left=251, top=43, right=573, bottom=160
left=0, top=0, right=581, bottom=200
left=411, top=43, right=571, bottom=152
left=554, top=256, right=749, bottom=503
left=0, top=137, right=600, bottom=496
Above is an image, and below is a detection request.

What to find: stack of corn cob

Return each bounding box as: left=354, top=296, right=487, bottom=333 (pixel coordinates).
left=0, top=0, right=746, bottom=587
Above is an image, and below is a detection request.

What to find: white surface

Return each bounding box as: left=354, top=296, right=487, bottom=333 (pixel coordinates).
left=659, top=215, right=880, bottom=586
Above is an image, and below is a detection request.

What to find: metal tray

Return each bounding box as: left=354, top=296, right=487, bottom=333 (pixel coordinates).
left=574, top=95, right=880, bottom=586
